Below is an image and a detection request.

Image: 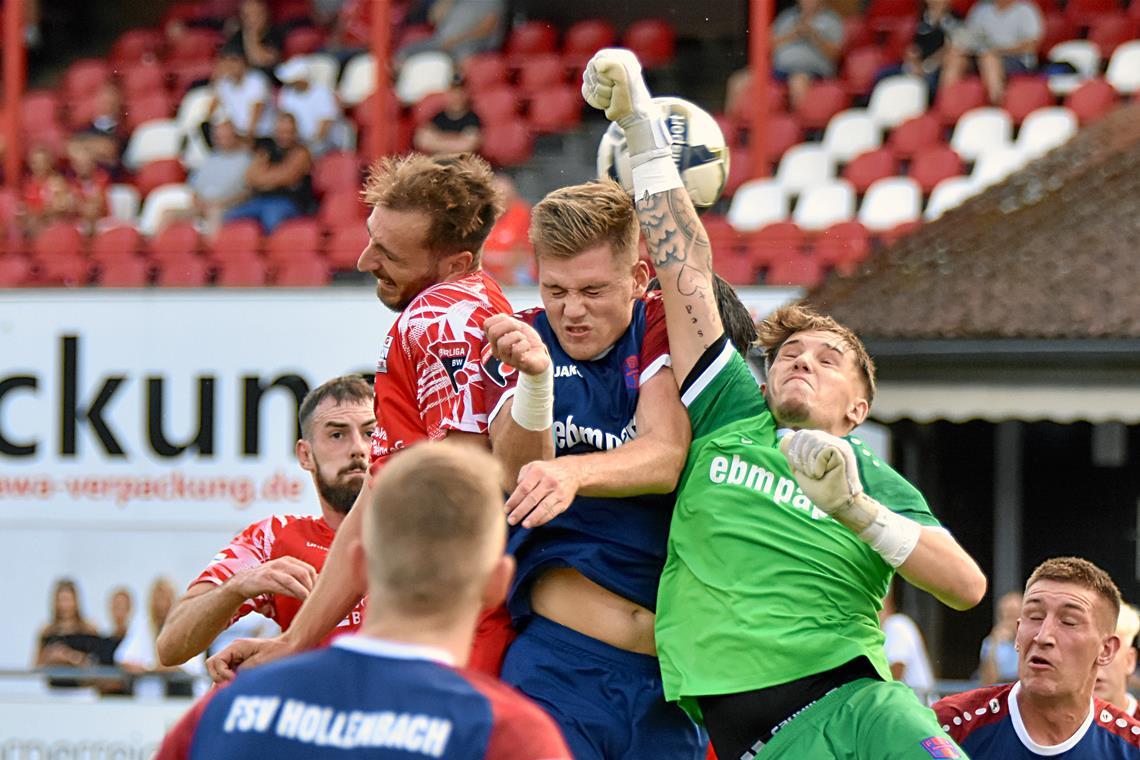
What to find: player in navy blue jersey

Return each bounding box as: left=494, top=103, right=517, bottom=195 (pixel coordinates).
left=473, top=179, right=705, bottom=760
left=935, top=557, right=1140, bottom=758
left=156, top=442, right=571, bottom=760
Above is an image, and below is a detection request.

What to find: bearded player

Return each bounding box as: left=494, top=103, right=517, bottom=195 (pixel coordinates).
left=583, top=49, right=986, bottom=759
left=207, top=153, right=512, bottom=679
left=157, top=376, right=375, bottom=666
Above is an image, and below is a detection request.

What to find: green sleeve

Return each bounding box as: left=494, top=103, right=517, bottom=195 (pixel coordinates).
left=681, top=338, right=768, bottom=440
left=846, top=435, right=942, bottom=528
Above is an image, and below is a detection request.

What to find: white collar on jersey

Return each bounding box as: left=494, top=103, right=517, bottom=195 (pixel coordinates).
left=333, top=634, right=455, bottom=667
left=1008, top=680, right=1096, bottom=755
left=1127, top=693, right=1138, bottom=718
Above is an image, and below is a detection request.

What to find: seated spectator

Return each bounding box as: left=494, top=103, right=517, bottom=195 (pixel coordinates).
left=978, top=589, right=1022, bottom=684
left=224, top=113, right=314, bottom=232
left=876, top=0, right=962, bottom=94
left=69, top=82, right=127, bottom=178
left=880, top=581, right=936, bottom=704
left=223, top=0, right=283, bottom=77
left=35, top=578, right=102, bottom=688
left=275, top=58, right=349, bottom=156
left=205, top=43, right=276, bottom=142
left=941, top=0, right=1043, bottom=103
left=96, top=586, right=134, bottom=695
left=189, top=118, right=253, bottom=235
left=65, top=142, right=110, bottom=234
left=321, top=0, right=370, bottom=61
left=771, top=0, right=844, bottom=111
left=396, top=0, right=507, bottom=65
left=116, top=577, right=203, bottom=698
left=481, top=173, right=532, bottom=284
left=413, top=76, right=482, bottom=156
left=21, top=145, right=79, bottom=233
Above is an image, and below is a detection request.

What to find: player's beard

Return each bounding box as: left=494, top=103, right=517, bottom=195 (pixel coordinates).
left=314, top=459, right=367, bottom=514
left=764, top=386, right=813, bottom=429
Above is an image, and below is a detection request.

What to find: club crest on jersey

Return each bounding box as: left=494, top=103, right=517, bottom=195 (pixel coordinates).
left=920, top=736, right=961, bottom=759
left=376, top=335, right=393, bottom=374
left=428, top=340, right=472, bottom=392
left=479, top=343, right=516, bottom=387
left=623, top=355, right=640, bottom=390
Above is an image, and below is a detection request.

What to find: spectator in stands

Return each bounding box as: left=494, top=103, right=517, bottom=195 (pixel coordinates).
left=35, top=578, right=102, bottom=685
left=979, top=589, right=1023, bottom=683
left=771, top=0, right=844, bottom=111
left=275, top=58, right=349, bottom=156
left=69, top=82, right=126, bottom=178
left=1096, top=602, right=1140, bottom=717
left=941, top=0, right=1043, bottom=104
left=396, top=0, right=507, bottom=66
left=481, top=173, right=532, bottom=285
left=875, top=0, right=962, bottom=93
left=189, top=118, right=252, bottom=235
left=21, top=145, right=78, bottom=233
left=413, top=76, right=483, bottom=156
left=223, top=112, right=314, bottom=233
left=224, top=0, right=284, bottom=76
left=205, top=43, right=276, bottom=142
left=320, top=0, right=370, bottom=62
left=95, top=587, right=134, bottom=695
left=65, top=142, right=110, bottom=234
left=880, top=580, right=936, bottom=704
left=116, top=577, right=203, bottom=697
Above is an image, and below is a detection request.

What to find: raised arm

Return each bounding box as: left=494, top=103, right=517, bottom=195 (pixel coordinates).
left=582, top=49, right=724, bottom=383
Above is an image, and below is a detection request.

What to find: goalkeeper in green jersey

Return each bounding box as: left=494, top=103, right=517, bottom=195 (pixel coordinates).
left=583, top=50, right=987, bottom=759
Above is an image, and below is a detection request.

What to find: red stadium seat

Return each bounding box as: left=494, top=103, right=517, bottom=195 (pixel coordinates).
left=564, top=19, right=618, bottom=63
left=395, top=24, right=434, bottom=50
left=842, top=17, right=874, bottom=53
left=814, top=221, right=870, bottom=275
left=722, top=149, right=754, bottom=197
left=66, top=94, right=99, bottom=131
left=0, top=255, right=32, bottom=287
left=98, top=256, right=150, bottom=287
left=462, top=53, right=510, bottom=92
left=935, top=77, right=987, bottom=125
left=746, top=222, right=806, bottom=267
left=795, top=80, right=849, bottom=131
left=471, top=86, right=522, bottom=124
left=528, top=85, right=583, bottom=133
left=741, top=113, right=802, bottom=163
left=275, top=256, right=331, bottom=286
left=313, top=152, right=362, bottom=196
left=1065, top=0, right=1122, bottom=27
left=883, top=18, right=918, bottom=59
left=878, top=219, right=922, bottom=244
left=161, top=1, right=218, bottom=27
left=842, top=148, right=898, bottom=193
left=266, top=219, right=321, bottom=263
left=208, top=220, right=263, bottom=264
left=135, top=159, right=187, bottom=198
left=716, top=250, right=760, bottom=285
left=1065, top=77, right=1120, bottom=123
left=910, top=145, right=965, bottom=192
left=517, top=54, right=566, bottom=96
left=702, top=215, right=747, bottom=257
left=843, top=46, right=886, bottom=97
left=479, top=119, right=534, bottom=167
left=33, top=222, right=85, bottom=259
left=64, top=59, right=111, bottom=103
left=110, top=29, right=165, bottom=66
left=623, top=19, right=675, bottom=68
left=1002, top=77, right=1053, bottom=122
left=1039, top=13, right=1076, bottom=55
left=273, top=0, right=312, bottom=24
left=887, top=113, right=943, bottom=159
left=325, top=226, right=369, bottom=270
left=34, top=253, right=89, bottom=287
left=764, top=253, right=826, bottom=287
left=91, top=226, right=143, bottom=261
left=21, top=90, right=60, bottom=135
left=125, top=91, right=176, bottom=132
left=867, top=0, right=919, bottom=30
left=728, top=78, right=788, bottom=123
left=952, top=0, right=981, bottom=16
left=216, top=258, right=269, bottom=287
left=166, top=29, right=223, bottom=63
left=119, top=61, right=168, bottom=99
left=284, top=27, right=326, bottom=58
left=1088, top=15, right=1138, bottom=56
left=319, top=191, right=368, bottom=231
left=169, top=60, right=217, bottom=98
left=506, top=21, right=559, bottom=58
left=411, top=92, right=448, bottom=125
left=150, top=221, right=201, bottom=261
left=156, top=256, right=210, bottom=287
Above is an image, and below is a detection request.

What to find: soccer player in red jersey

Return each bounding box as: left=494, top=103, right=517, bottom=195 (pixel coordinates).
left=156, top=376, right=375, bottom=666
left=207, top=153, right=511, bottom=681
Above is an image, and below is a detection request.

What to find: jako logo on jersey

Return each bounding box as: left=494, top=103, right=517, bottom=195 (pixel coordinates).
left=479, top=343, right=516, bottom=387
left=554, top=364, right=582, bottom=378
left=376, top=335, right=393, bottom=374
left=708, top=454, right=828, bottom=520
left=554, top=414, right=635, bottom=451
left=920, top=736, right=961, bottom=759
left=427, top=341, right=471, bottom=393
left=623, top=355, right=639, bottom=390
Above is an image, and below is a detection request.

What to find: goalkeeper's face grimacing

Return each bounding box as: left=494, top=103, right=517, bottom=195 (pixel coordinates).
left=763, top=329, right=870, bottom=436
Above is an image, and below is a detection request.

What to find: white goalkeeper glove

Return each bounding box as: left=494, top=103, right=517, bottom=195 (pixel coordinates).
left=779, top=430, right=921, bottom=568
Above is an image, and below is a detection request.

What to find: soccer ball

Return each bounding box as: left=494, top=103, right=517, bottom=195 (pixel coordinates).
left=596, top=96, right=730, bottom=209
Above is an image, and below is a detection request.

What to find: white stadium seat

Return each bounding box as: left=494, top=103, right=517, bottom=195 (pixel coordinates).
left=971, top=147, right=1030, bottom=189
left=395, top=51, right=454, bottom=105
left=338, top=53, right=376, bottom=107
left=822, top=109, right=882, bottom=163
left=1106, top=41, right=1140, bottom=94
left=950, top=107, right=1013, bottom=162
left=123, top=119, right=183, bottom=172
left=106, top=184, right=141, bottom=224
left=868, top=75, right=928, bottom=129
left=137, top=183, right=195, bottom=236
left=301, top=53, right=340, bottom=91
left=858, top=176, right=922, bottom=231
left=775, top=143, right=837, bottom=196
left=726, top=179, right=789, bottom=232
left=1017, top=107, right=1078, bottom=158
left=175, top=87, right=214, bottom=133
left=924, top=176, right=978, bottom=220
left=1047, top=40, right=1100, bottom=95
left=793, top=179, right=856, bottom=231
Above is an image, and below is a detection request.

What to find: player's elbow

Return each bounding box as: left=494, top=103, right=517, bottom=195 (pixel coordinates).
left=943, top=566, right=988, bottom=611
left=155, top=629, right=191, bottom=667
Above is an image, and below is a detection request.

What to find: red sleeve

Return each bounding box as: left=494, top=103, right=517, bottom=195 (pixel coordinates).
left=467, top=603, right=517, bottom=677
left=932, top=683, right=1010, bottom=744
left=154, top=688, right=219, bottom=760
left=479, top=308, right=542, bottom=427
left=465, top=673, right=573, bottom=759
left=639, top=294, right=672, bottom=387
left=190, top=517, right=281, bottom=623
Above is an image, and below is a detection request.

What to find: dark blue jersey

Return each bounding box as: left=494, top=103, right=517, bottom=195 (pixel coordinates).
left=934, top=682, right=1140, bottom=758
left=482, top=295, right=675, bottom=622
left=157, top=636, right=570, bottom=759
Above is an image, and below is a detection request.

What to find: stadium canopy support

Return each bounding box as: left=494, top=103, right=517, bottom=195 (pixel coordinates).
left=749, top=0, right=772, bottom=178
left=368, top=0, right=392, bottom=161
left=3, top=0, right=26, bottom=197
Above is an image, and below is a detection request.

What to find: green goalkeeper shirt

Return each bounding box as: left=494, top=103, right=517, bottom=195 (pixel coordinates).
left=655, top=338, right=942, bottom=722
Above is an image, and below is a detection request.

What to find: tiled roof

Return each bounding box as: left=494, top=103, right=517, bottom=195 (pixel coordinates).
left=807, top=104, right=1140, bottom=340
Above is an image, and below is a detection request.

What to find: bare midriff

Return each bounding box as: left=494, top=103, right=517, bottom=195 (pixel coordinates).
left=529, top=567, right=656, bottom=656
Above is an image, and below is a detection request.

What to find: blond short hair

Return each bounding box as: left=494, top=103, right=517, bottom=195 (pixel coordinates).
left=1118, top=603, right=1140, bottom=647
left=529, top=180, right=639, bottom=262
left=756, top=303, right=877, bottom=403
left=361, top=153, right=502, bottom=264
left=1025, top=556, right=1122, bottom=632
left=364, top=442, right=505, bottom=615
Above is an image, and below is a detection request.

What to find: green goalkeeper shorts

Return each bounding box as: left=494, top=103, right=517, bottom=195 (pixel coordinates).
left=757, top=678, right=968, bottom=759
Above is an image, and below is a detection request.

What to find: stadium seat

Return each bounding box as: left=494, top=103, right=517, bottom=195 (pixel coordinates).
left=91, top=226, right=142, bottom=261
left=1088, top=15, right=1137, bottom=57
left=123, top=119, right=183, bottom=171
left=622, top=19, right=676, bottom=68
left=135, top=158, right=187, bottom=198
left=137, top=183, right=195, bottom=236
left=301, top=54, right=339, bottom=92
left=924, top=175, right=978, bottom=219
left=528, top=85, right=583, bottom=133
left=34, top=253, right=89, bottom=287
left=21, top=90, right=60, bottom=135
left=776, top=143, right=837, bottom=195
left=472, top=85, right=522, bottom=123
left=479, top=119, right=534, bottom=167
left=745, top=222, right=806, bottom=267
left=1106, top=41, right=1140, bottom=93
left=109, top=28, right=164, bottom=65
left=325, top=226, right=370, bottom=270
left=338, top=54, right=376, bottom=107
left=0, top=255, right=32, bottom=287
left=910, top=145, right=966, bottom=193
left=64, top=59, right=110, bottom=103
left=1065, top=78, right=1120, bottom=123
left=883, top=18, right=919, bottom=59
left=1002, top=77, right=1054, bottom=123
left=118, top=61, right=167, bottom=99
left=1038, top=13, right=1076, bottom=57
left=1065, top=0, right=1121, bottom=27
left=764, top=254, right=826, bottom=288
left=33, top=223, right=85, bottom=259
left=726, top=179, right=789, bottom=232
left=106, top=183, right=142, bottom=223
left=209, top=220, right=264, bottom=263
left=319, top=191, right=368, bottom=231
left=793, top=179, right=857, bottom=231
left=507, top=21, right=559, bottom=58
left=275, top=256, right=331, bottom=287
left=156, top=256, right=211, bottom=287
left=762, top=114, right=803, bottom=162
left=886, top=113, right=943, bottom=160
left=950, top=107, right=1013, bottom=161
left=411, top=92, right=448, bottom=125
left=1047, top=40, right=1101, bottom=95
left=216, top=258, right=269, bottom=287
left=822, top=108, right=882, bottom=162
left=273, top=0, right=313, bottom=25
left=126, top=91, right=176, bottom=132
left=166, top=29, right=222, bottom=63
left=462, top=53, right=510, bottom=92
left=564, top=19, right=618, bottom=64
left=842, top=46, right=885, bottom=97
left=175, top=86, right=214, bottom=133
left=971, top=147, right=1030, bottom=188
left=150, top=221, right=201, bottom=261
left=1016, top=106, right=1078, bottom=157
left=313, top=152, right=361, bottom=196
left=66, top=94, right=98, bottom=131
left=858, top=176, right=923, bottom=231
left=396, top=51, right=453, bottom=105
left=795, top=80, right=849, bottom=131
left=868, top=76, right=928, bottom=128
left=98, top=256, right=150, bottom=287
left=842, top=148, right=898, bottom=193
left=867, top=0, right=917, bottom=28
left=518, top=54, right=566, bottom=96
left=284, top=27, right=326, bottom=58
left=715, top=249, right=760, bottom=285
left=815, top=221, right=870, bottom=274
left=842, top=16, right=874, bottom=52
left=935, top=78, right=987, bottom=126
left=265, top=219, right=321, bottom=263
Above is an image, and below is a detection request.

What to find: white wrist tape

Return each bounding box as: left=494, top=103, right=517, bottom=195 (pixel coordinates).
left=510, top=364, right=553, bottom=432
left=848, top=494, right=922, bottom=568
left=622, top=114, right=684, bottom=200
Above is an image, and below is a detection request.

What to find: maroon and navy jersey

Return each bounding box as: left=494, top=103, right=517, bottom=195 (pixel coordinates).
left=156, top=635, right=572, bottom=760
left=481, top=294, right=674, bottom=622
left=370, top=271, right=512, bottom=472
left=934, top=682, right=1140, bottom=758
left=192, top=515, right=364, bottom=644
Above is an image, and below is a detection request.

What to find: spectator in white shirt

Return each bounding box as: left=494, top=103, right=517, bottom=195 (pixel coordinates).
left=275, top=58, right=349, bottom=156
left=188, top=118, right=253, bottom=235
left=206, top=43, right=276, bottom=141
left=881, top=582, right=936, bottom=704
left=941, top=0, right=1043, bottom=103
